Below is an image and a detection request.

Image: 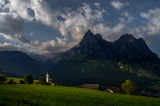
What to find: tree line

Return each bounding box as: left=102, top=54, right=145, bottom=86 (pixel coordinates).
left=0, top=73, right=56, bottom=85
left=0, top=73, right=137, bottom=94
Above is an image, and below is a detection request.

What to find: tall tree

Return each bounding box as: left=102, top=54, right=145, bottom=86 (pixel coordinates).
left=24, top=74, right=33, bottom=84
left=121, top=79, right=137, bottom=94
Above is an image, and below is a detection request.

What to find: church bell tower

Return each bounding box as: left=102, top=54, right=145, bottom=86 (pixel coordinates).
left=46, top=72, right=49, bottom=83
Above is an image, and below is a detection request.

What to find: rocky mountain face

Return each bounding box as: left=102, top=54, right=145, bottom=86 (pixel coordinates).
left=47, top=30, right=160, bottom=87
left=64, top=30, right=112, bottom=58
left=112, top=34, right=159, bottom=63
left=64, top=30, right=159, bottom=63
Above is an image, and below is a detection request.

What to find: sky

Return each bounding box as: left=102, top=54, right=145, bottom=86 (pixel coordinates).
left=0, top=0, right=160, bottom=56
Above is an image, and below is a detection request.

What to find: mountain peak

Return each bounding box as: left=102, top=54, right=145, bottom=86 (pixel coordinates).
left=81, top=30, right=107, bottom=45
left=82, top=30, right=104, bottom=40
left=86, top=29, right=92, bottom=34
left=121, top=33, right=135, bottom=38
left=83, top=30, right=94, bottom=39
left=119, top=34, right=136, bottom=42
left=65, top=30, right=112, bottom=58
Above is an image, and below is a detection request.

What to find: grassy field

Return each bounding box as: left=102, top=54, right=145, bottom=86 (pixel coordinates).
left=0, top=84, right=160, bottom=106
left=7, top=77, right=23, bottom=82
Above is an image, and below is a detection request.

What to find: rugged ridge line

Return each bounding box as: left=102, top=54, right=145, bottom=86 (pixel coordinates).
left=63, top=30, right=159, bottom=63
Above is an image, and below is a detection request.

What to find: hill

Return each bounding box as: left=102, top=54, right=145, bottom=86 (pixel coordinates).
left=0, top=51, right=45, bottom=78
left=49, top=55, right=159, bottom=87
left=0, top=84, right=160, bottom=106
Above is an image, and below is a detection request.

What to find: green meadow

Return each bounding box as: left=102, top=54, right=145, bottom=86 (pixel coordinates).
left=0, top=84, right=160, bottom=106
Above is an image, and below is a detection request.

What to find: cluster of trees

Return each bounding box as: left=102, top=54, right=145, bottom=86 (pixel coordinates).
left=0, top=73, right=56, bottom=85
left=0, top=73, right=33, bottom=84
left=0, top=74, right=17, bottom=84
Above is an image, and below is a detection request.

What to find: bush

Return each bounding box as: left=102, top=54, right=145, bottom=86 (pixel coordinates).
left=0, top=74, right=6, bottom=81
left=24, top=74, right=33, bottom=84
left=121, top=79, right=137, bottom=94
left=19, top=80, right=25, bottom=84
left=0, top=74, right=6, bottom=84
left=46, top=83, right=51, bottom=85
left=6, top=79, right=15, bottom=84
left=39, top=77, right=46, bottom=85
left=0, top=81, right=5, bottom=84
left=54, top=82, right=60, bottom=86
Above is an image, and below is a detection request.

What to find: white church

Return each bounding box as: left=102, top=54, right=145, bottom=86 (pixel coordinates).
left=46, top=72, right=53, bottom=83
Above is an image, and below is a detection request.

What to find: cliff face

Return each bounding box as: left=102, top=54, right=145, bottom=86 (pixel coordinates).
left=64, top=30, right=159, bottom=63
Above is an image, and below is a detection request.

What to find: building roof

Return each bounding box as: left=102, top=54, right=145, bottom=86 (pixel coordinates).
left=78, top=84, right=99, bottom=89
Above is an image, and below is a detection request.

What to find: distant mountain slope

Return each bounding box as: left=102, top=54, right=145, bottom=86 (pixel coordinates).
left=48, top=30, right=160, bottom=87
left=50, top=55, right=153, bottom=86
left=0, top=51, right=44, bottom=78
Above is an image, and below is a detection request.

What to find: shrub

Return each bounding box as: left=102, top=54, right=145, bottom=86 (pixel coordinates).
left=19, top=80, right=25, bottom=84
left=0, top=74, right=6, bottom=84
left=24, top=74, right=33, bottom=84
left=54, top=82, right=60, bottom=86
left=6, top=79, right=15, bottom=84
left=46, top=83, right=51, bottom=85
left=0, top=81, right=5, bottom=84
left=121, top=79, right=137, bottom=94
left=39, top=77, right=46, bottom=85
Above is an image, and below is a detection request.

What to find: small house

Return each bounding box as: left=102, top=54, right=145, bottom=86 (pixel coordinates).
left=106, top=87, right=120, bottom=93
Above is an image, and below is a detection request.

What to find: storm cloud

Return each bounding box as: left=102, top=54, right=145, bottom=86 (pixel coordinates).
left=0, top=0, right=160, bottom=56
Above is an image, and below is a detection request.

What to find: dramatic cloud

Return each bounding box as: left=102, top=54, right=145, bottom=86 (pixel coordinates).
left=0, top=0, right=60, bottom=27
left=93, top=23, right=127, bottom=40
left=2, top=0, right=156, bottom=55
left=0, top=1, right=131, bottom=55
left=57, top=3, right=105, bottom=40
left=0, top=0, right=60, bottom=54
left=57, top=3, right=128, bottom=42
left=0, top=42, right=27, bottom=52
left=111, top=0, right=129, bottom=10
left=94, top=2, right=100, bottom=8
left=0, top=0, right=57, bottom=45
left=141, top=8, right=160, bottom=36
left=0, top=13, right=30, bottom=43
left=120, top=11, right=134, bottom=23
left=0, top=0, right=5, bottom=8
